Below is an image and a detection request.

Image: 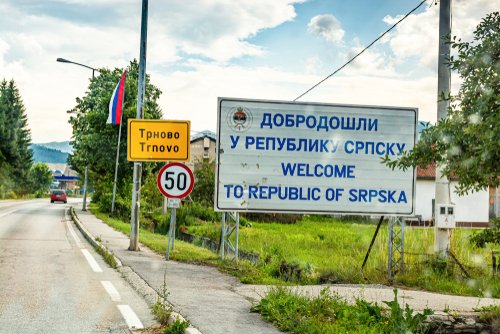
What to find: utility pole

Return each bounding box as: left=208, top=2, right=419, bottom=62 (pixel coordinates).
left=434, top=0, right=452, bottom=256
left=129, top=0, right=148, bottom=251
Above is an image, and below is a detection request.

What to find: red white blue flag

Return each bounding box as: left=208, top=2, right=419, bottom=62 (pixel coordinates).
left=107, top=70, right=126, bottom=125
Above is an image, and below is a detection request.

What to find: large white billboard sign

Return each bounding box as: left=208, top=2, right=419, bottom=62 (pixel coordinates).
left=215, top=98, right=417, bottom=216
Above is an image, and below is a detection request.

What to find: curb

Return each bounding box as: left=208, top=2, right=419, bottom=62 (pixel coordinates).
left=68, top=207, right=123, bottom=268
left=68, top=207, right=202, bottom=334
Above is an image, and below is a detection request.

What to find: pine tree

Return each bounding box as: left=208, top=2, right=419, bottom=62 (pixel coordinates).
left=0, top=79, right=33, bottom=196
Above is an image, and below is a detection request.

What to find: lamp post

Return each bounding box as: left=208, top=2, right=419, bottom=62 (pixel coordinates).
left=57, top=57, right=98, bottom=211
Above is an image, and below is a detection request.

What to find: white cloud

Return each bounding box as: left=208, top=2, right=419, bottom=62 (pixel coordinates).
left=0, top=0, right=495, bottom=143
left=152, top=59, right=440, bottom=136
left=153, top=61, right=315, bottom=132
left=343, top=37, right=396, bottom=77
left=308, top=14, right=345, bottom=43
left=304, top=56, right=322, bottom=74
left=150, top=0, right=303, bottom=62
left=383, top=0, right=497, bottom=70
left=0, top=0, right=304, bottom=141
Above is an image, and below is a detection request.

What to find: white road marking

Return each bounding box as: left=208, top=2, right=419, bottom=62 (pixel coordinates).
left=81, top=249, right=103, bottom=273
left=117, top=305, right=144, bottom=329
left=0, top=209, right=18, bottom=219
left=66, top=220, right=83, bottom=248
left=101, top=281, right=121, bottom=302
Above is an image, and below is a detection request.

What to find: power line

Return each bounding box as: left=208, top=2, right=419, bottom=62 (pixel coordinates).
left=293, top=0, right=428, bottom=102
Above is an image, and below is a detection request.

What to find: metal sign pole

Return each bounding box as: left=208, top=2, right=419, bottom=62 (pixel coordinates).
left=220, top=212, right=239, bottom=261
left=156, top=164, right=194, bottom=261
left=172, top=209, right=176, bottom=250
left=388, top=216, right=405, bottom=281
left=220, top=213, right=226, bottom=260
left=234, top=212, right=239, bottom=261
left=166, top=207, right=176, bottom=260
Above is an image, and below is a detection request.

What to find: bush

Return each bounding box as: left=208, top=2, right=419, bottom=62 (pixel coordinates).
left=182, top=202, right=220, bottom=222
left=470, top=218, right=500, bottom=248
left=176, top=205, right=197, bottom=227
left=190, top=159, right=215, bottom=207
left=97, top=192, right=131, bottom=219
left=165, top=318, right=190, bottom=334
left=3, top=189, right=17, bottom=199
left=141, top=172, right=164, bottom=214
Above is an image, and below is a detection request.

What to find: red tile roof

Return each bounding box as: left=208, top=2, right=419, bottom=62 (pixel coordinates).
left=416, top=165, right=436, bottom=179
left=416, top=164, right=459, bottom=180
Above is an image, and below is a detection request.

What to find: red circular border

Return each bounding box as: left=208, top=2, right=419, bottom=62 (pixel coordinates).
left=156, top=162, right=195, bottom=199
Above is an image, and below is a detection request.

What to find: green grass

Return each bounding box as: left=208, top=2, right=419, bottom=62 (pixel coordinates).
left=187, top=215, right=499, bottom=297
left=95, top=244, right=118, bottom=269
left=476, top=304, right=500, bottom=330
left=251, top=287, right=433, bottom=334
left=90, top=207, right=219, bottom=264
left=89, top=205, right=499, bottom=297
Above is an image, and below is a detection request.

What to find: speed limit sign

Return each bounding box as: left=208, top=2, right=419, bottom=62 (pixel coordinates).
left=157, top=163, right=195, bottom=199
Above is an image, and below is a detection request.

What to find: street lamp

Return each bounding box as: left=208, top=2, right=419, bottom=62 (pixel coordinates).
left=57, top=57, right=98, bottom=211
left=57, top=58, right=97, bottom=79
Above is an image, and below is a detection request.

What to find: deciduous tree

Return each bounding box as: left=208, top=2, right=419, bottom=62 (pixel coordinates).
left=68, top=59, right=163, bottom=206
left=386, top=12, right=499, bottom=194
left=29, top=162, right=53, bottom=196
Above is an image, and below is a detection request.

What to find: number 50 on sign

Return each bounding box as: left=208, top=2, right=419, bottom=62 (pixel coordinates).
left=157, top=163, right=194, bottom=199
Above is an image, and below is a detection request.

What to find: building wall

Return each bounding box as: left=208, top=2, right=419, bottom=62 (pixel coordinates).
left=186, top=137, right=216, bottom=171
left=415, top=180, right=489, bottom=223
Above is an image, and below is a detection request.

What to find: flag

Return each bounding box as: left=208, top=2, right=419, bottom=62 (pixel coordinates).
left=107, top=70, right=126, bottom=125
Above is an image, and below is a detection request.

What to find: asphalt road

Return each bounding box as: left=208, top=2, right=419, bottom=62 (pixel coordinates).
left=0, top=198, right=155, bottom=334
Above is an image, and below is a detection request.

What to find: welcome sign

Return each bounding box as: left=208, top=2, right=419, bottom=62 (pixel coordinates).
left=215, top=98, right=417, bottom=216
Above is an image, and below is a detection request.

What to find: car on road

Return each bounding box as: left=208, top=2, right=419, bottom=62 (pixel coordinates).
left=50, top=189, right=67, bottom=203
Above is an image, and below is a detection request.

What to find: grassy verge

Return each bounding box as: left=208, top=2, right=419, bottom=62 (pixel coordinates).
left=89, top=205, right=499, bottom=297
left=251, top=287, right=433, bottom=334
left=187, top=215, right=499, bottom=297
left=90, top=206, right=219, bottom=264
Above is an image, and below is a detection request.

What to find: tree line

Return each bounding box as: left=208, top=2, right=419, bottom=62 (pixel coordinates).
left=0, top=79, right=52, bottom=198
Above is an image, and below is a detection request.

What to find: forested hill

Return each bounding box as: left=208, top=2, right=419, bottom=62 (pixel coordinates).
left=31, top=144, right=69, bottom=164
left=38, top=141, right=73, bottom=153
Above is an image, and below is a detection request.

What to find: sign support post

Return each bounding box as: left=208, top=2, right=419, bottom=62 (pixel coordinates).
left=166, top=202, right=177, bottom=260
left=127, top=118, right=190, bottom=251
left=156, top=163, right=194, bottom=261
left=220, top=212, right=239, bottom=261
left=388, top=216, right=405, bottom=281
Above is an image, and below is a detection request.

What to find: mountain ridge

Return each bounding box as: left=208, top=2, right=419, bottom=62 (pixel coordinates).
left=31, top=142, right=71, bottom=164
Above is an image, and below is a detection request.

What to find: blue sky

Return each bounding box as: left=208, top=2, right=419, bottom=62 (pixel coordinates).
left=0, top=0, right=497, bottom=142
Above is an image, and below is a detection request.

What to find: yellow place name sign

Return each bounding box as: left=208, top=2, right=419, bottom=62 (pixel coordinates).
left=127, top=119, right=190, bottom=162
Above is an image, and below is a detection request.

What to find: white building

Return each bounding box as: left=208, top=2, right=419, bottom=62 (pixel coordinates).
left=415, top=165, right=490, bottom=226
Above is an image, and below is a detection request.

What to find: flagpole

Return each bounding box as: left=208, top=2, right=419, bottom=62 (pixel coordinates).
left=111, top=111, right=123, bottom=214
